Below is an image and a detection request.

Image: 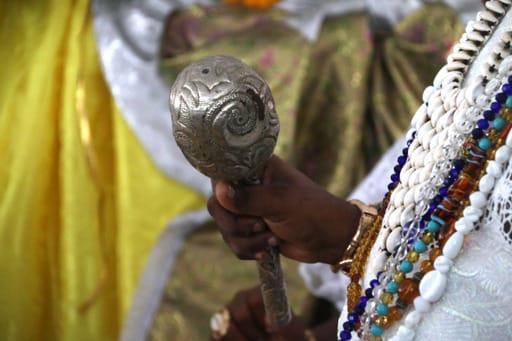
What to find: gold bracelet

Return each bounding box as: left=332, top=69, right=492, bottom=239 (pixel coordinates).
left=330, top=199, right=378, bottom=275
left=304, top=329, right=317, bottom=341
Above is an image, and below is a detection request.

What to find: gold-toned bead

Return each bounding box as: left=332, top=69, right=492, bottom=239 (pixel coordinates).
left=421, top=231, right=434, bottom=244
left=368, top=336, right=382, bottom=341
left=407, top=251, right=419, bottom=262
left=394, top=271, right=405, bottom=283
left=374, top=315, right=389, bottom=327
left=381, top=292, right=394, bottom=305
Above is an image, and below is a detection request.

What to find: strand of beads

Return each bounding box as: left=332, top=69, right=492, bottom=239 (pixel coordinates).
left=389, top=76, right=512, bottom=341
left=360, top=16, right=512, bottom=340
left=368, top=70, right=512, bottom=339
left=339, top=132, right=416, bottom=341
left=338, top=2, right=512, bottom=339
left=365, top=68, right=512, bottom=339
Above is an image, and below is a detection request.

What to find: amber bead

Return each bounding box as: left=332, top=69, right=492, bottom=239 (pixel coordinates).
left=450, top=175, right=473, bottom=193
left=387, top=306, right=403, bottom=323
left=429, top=248, right=442, bottom=262
left=368, top=336, right=382, bottom=341
left=397, top=279, right=419, bottom=304
left=440, top=198, right=459, bottom=212
left=499, top=123, right=512, bottom=139
left=407, top=251, right=419, bottom=263
left=439, top=222, right=456, bottom=246
left=421, top=231, right=434, bottom=244
left=420, top=260, right=434, bottom=273
left=381, top=292, right=394, bottom=305
left=394, top=271, right=406, bottom=283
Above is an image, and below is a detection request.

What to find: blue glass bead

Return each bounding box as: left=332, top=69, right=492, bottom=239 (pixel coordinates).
left=477, top=119, right=490, bottom=130
left=508, top=75, right=512, bottom=84
left=354, top=304, right=365, bottom=315
left=388, top=183, right=395, bottom=191
left=414, top=239, right=428, bottom=253
left=387, top=281, right=399, bottom=294
left=491, top=101, right=502, bottom=113
left=370, top=279, right=380, bottom=288
left=506, top=96, right=512, bottom=109
left=365, top=288, right=374, bottom=298
left=343, top=321, right=354, bottom=331
left=427, top=220, right=441, bottom=233
left=377, top=271, right=384, bottom=280
left=397, top=155, right=407, bottom=166
left=496, top=92, right=507, bottom=103
left=472, top=128, right=484, bottom=139
left=428, top=202, right=437, bottom=213
left=484, top=110, right=496, bottom=121
left=449, top=168, right=460, bottom=179
left=494, top=117, right=506, bottom=131
left=400, top=260, right=413, bottom=273
left=434, top=195, right=443, bottom=203
left=371, top=324, right=384, bottom=337
left=376, top=303, right=389, bottom=315
left=453, top=159, right=465, bottom=170
left=503, top=83, right=512, bottom=95
left=359, top=296, right=368, bottom=306
left=340, top=330, right=352, bottom=340
left=394, top=165, right=401, bottom=173
left=348, top=313, right=360, bottom=323
left=402, top=148, right=409, bottom=155
left=391, top=173, right=399, bottom=182
left=479, top=137, right=492, bottom=151
left=440, top=187, right=449, bottom=197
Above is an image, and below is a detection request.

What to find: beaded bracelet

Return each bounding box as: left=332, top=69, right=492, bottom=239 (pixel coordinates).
left=330, top=200, right=378, bottom=276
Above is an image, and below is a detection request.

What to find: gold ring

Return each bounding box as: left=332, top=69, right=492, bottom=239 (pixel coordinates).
left=210, top=307, right=230, bottom=340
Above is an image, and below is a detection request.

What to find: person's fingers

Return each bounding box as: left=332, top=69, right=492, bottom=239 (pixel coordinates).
left=214, top=181, right=290, bottom=219
left=228, top=289, right=267, bottom=340
left=216, top=321, right=250, bottom=341
left=245, top=287, right=267, bottom=332
left=208, top=197, right=268, bottom=237
left=222, top=232, right=275, bottom=260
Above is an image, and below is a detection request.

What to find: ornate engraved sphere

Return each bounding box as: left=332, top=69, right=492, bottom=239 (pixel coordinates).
left=169, top=55, right=280, bottom=182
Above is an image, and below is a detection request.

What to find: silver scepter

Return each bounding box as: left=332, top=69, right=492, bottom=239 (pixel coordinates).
left=169, top=55, right=291, bottom=327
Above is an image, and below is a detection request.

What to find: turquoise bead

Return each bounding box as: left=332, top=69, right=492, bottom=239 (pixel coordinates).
left=371, top=324, right=384, bottom=336
left=386, top=281, right=399, bottom=294
left=427, top=220, right=441, bottom=233
left=400, top=260, right=413, bottom=273
left=414, top=239, right=428, bottom=253
left=494, top=117, right=506, bottom=131
left=478, top=137, right=492, bottom=151
left=376, top=303, right=389, bottom=315
left=506, top=96, right=512, bottom=108
left=431, top=215, right=445, bottom=226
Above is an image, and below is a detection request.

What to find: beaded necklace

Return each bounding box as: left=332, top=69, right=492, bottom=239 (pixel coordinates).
left=339, top=1, right=512, bottom=340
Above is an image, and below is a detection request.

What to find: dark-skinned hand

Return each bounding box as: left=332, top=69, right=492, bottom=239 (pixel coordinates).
left=207, top=155, right=360, bottom=265
left=211, top=286, right=309, bottom=341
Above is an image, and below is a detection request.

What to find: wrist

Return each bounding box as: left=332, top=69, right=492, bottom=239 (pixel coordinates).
left=330, top=199, right=378, bottom=274
left=315, top=197, right=361, bottom=265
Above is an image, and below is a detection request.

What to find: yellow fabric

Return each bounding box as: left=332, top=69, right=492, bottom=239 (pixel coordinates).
left=0, top=1, right=205, bottom=340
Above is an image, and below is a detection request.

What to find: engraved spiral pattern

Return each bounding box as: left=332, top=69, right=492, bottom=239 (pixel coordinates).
left=169, top=55, right=279, bottom=182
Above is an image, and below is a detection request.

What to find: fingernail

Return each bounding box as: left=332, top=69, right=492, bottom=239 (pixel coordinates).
left=227, top=185, right=235, bottom=199
left=253, top=222, right=265, bottom=233
left=268, top=236, right=278, bottom=247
